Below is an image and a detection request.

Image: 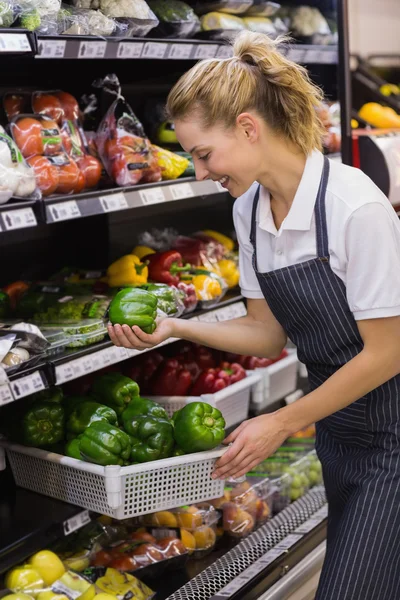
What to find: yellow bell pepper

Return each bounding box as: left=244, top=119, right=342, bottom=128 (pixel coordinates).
left=107, top=255, right=148, bottom=287
left=131, top=245, right=155, bottom=260
left=202, top=230, right=235, bottom=252
left=29, top=551, right=65, bottom=586
left=217, top=259, right=239, bottom=288
left=191, top=275, right=222, bottom=301
left=5, top=566, right=44, bottom=595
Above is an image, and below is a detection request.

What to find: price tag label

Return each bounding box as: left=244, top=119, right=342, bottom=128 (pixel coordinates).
left=56, top=362, right=75, bottom=385
left=169, top=183, right=194, bottom=200
left=2, top=208, right=37, bottom=230
left=38, top=39, right=66, bottom=58
left=142, top=42, right=168, bottom=59
left=117, top=42, right=144, bottom=59
left=198, top=311, right=218, bottom=323
left=10, top=371, right=44, bottom=399
left=78, top=41, right=107, bottom=59
left=99, top=193, right=128, bottom=213
left=305, top=48, right=323, bottom=63
left=273, top=534, right=303, bottom=551
left=0, top=33, right=30, bottom=52
left=258, top=547, right=286, bottom=567
left=216, top=45, right=232, bottom=58
left=139, top=187, right=165, bottom=205
left=287, top=48, right=306, bottom=63
left=320, top=49, right=337, bottom=64
left=194, top=44, right=218, bottom=59
left=216, top=302, right=247, bottom=322
left=0, top=384, right=13, bottom=406
left=81, top=357, right=94, bottom=374
left=169, top=43, right=193, bottom=59
left=63, top=510, right=91, bottom=535
left=49, top=201, right=81, bottom=223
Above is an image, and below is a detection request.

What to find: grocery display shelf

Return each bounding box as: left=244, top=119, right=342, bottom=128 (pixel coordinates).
left=0, top=200, right=38, bottom=232
left=0, top=294, right=246, bottom=403
left=0, top=470, right=91, bottom=574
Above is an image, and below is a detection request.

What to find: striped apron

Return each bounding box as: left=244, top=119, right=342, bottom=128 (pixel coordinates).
left=249, top=156, right=400, bottom=599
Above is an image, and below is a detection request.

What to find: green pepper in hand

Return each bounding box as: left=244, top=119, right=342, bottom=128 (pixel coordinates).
left=129, top=415, right=174, bottom=463
left=121, top=397, right=168, bottom=436
left=108, top=288, right=158, bottom=333
left=22, top=401, right=65, bottom=448
left=79, top=421, right=132, bottom=466
left=173, top=402, right=225, bottom=453
left=92, top=373, right=140, bottom=416
left=66, top=401, right=118, bottom=438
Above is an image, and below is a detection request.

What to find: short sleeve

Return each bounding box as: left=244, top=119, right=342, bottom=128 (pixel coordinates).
left=233, top=198, right=264, bottom=299
left=345, top=202, right=400, bottom=320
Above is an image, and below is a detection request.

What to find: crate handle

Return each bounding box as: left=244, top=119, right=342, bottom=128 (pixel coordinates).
left=105, top=465, right=123, bottom=509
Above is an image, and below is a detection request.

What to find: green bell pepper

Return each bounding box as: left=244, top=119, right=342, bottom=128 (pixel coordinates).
left=65, top=435, right=83, bottom=460
left=120, top=397, right=168, bottom=436
left=129, top=415, right=174, bottom=463
left=108, top=288, right=158, bottom=333
left=173, top=446, right=186, bottom=457
left=79, top=421, right=132, bottom=466
left=92, top=373, right=140, bottom=416
left=64, top=395, right=91, bottom=416
left=140, top=283, right=179, bottom=316
left=0, top=290, right=10, bottom=318
left=66, top=401, right=118, bottom=438
left=173, top=402, right=225, bottom=453
left=30, top=386, right=64, bottom=404
left=22, top=401, right=65, bottom=448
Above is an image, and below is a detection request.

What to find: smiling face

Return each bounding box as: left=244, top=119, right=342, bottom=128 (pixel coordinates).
left=174, top=114, right=266, bottom=198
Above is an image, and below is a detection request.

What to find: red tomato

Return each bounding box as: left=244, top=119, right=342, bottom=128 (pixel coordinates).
left=156, top=538, right=187, bottom=557
left=109, top=542, right=134, bottom=558
left=105, top=138, right=122, bottom=161
left=130, top=532, right=157, bottom=544
left=27, top=155, right=59, bottom=196
left=33, top=94, right=64, bottom=124
left=74, top=169, right=85, bottom=194
left=108, top=555, right=139, bottom=572
left=76, top=155, right=102, bottom=189
left=13, top=117, right=43, bottom=158
left=60, top=127, right=73, bottom=154
left=4, top=94, right=26, bottom=120
left=56, top=91, right=80, bottom=121
left=57, top=158, right=80, bottom=194
left=92, top=549, right=112, bottom=567
left=132, top=543, right=163, bottom=564
left=41, top=118, right=63, bottom=156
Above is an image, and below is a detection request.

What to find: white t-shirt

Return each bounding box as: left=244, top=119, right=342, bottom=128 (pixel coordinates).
left=233, top=150, right=400, bottom=321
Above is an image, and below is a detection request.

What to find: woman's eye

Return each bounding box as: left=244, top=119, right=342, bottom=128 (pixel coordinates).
left=199, top=153, right=210, bottom=161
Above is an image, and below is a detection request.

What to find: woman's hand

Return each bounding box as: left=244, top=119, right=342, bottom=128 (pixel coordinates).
left=108, top=318, right=177, bottom=351
left=212, top=413, right=288, bottom=480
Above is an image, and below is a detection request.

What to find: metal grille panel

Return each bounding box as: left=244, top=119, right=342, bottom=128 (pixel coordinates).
left=167, top=487, right=327, bottom=600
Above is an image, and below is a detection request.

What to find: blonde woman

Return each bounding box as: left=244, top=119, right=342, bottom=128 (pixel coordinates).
left=109, top=33, right=400, bottom=599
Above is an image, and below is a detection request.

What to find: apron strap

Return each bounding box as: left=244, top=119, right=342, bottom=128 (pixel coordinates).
left=315, top=155, right=331, bottom=258
left=249, top=184, right=261, bottom=271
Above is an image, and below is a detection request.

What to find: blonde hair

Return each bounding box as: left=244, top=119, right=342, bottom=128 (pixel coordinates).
left=167, top=32, right=325, bottom=155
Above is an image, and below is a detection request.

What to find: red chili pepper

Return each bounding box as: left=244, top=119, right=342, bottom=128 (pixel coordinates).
left=151, top=358, right=192, bottom=396
left=190, top=368, right=229, bottom=395
left=145, top=251, right=190, bottom=286
left=219, top=362, right=247, bottom=384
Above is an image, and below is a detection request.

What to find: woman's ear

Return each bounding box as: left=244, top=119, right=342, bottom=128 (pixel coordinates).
left=236, top=112, right=259, bottom=143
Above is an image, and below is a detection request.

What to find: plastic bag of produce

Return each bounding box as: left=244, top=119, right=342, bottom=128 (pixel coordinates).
left=148, top=0, right=200, bottom=38
left=151, top=145, right=189, bottom=180
left=139, top=283, right=186, bottom=317
left=58, top=5, right=127, bottom=36
left=289, top=6, right=333, bottom=44
left=245, top=0, right=280, bottom=17
left=200, top=11, right=246, bottom=36
left=18, top=0, right=61, bottom=33
left=95, top=74, right=161, bottom=187
left=0, top=0, right=17, bottom=27
left=191, top=1, right=253, bottom=15
left=96, top=0, right=158, bottom=37
left=243, top=16, right=277, bottom=36
left=0, top=125, right=40, bottom=203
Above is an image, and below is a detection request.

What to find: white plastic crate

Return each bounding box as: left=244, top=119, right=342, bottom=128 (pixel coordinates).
left=149, top=371, right=261, bottom=429
left=3, top=442, right=226, bottom=519
left=250, top=349, right=299, bottom=411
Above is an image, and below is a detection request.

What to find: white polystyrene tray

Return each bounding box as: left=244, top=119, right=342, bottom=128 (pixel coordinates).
left=3, top=441, right=226, bottom=519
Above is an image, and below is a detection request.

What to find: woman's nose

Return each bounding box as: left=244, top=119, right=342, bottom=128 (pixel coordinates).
left=195, top=163, right=209, bottom=181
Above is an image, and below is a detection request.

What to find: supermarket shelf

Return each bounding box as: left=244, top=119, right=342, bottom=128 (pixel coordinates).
left=44, top=178, right=225, bottom=224
left=0, top=472, right=91, bottom=574
left=0, top=295, right=246, bottom=401
left=0, top=200, right=38, bottom=232
left=36, top=36, right=338, bottom=64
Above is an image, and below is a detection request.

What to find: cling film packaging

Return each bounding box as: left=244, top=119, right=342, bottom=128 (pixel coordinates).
left=246, top=0, right=280, bottom=16
left=0, top=125, right=40, bottom=203
left=38, top=319, right=108, bottom=348
left=189, top=1, right=253, bottom=15
left=147, top=0, right=200, bottom=38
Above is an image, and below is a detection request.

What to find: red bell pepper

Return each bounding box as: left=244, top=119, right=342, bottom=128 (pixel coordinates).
left=190, top=368, right=229, bottom=395
left=145, top=251, right=190, bottom=286
left=243, top=356, right=273, bottom=369
left=151, top=358, right=192, bottom=396
left=176, top=344, right=216, bottom=382
left=219, top=362, right=247, bottom=384
left=124, top=351, right=164, bottom=393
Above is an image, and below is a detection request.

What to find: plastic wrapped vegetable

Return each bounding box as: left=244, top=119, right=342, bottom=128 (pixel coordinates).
left=289, top=6, right=332, bottom=41
left=246, top=0, right=280, bottom=17
left=58, top=6, right=122, bottom=36
left=140, top=283, right=185, bottom=317
left=152, top=145, right=189, bottom=180
left=19, top=0, right=62, bottom=33
left=243, top=16, right=277, bottom=35
left=148, top=0, right=200, bottom=38
left=97, top=0, right=158, bottom=37
left=0, top=0, right=16, bottom=27
left=0, top=126, right=38, bottom=203
left=200, top=11, right=246, bottom=33
left=192, top=1, right=253, bottom=15
left=95, top=74, right=161, bottom=187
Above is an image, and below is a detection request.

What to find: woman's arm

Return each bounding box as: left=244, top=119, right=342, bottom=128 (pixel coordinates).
left=108, top=298, right=287, bottom=358
left=213, top=315, right=400, bottom=479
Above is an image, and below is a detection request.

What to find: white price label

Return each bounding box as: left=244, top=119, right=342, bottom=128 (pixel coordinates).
left=274, top=534, right=303, bottom=551
left=117, top=42, right=144, bottom=59
left=258, top=547, right=286, bottom=567
left=142, top=42, right=168, bottom=59
left=139, top=187, right=165, bottom=205
left=0, top=384, right=13, bottom=405
left=38, top=39, right=66, bottom=58
left=287, top=48, right=306, bottom=63
left=305, top=49, right=323, bottom=63
left=320, top=50, right=337, bottom=64
left=10, top=371, right=44, bottom=399
left=2, top=208, right=37, bottom=230
left=216, top=302, right=247, bottom=321
left=78, top=41, right=107, bottom=59
left=169, top=43, right=193, bottom=59
left=99, top=193, right=128, bottom=213
left=0, top=33, right=30, bottom=52
left=216, top=45, right=233, bottom=58
left=81, top=357, right=94, bottom=374
left=56, top=362, right=76, bottom=385
left=199, top=311, right=218, bottom=323
left=194, top=44, right=218, bottom=59
left=63, top=510, right=91, bottom=536
left=169, top=183, right=194, bottom=200
left=49, top=201, right=81, bottom=222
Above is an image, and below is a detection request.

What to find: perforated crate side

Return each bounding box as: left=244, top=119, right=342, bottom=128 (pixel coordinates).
left=215, top=388, right=250, bottom=428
